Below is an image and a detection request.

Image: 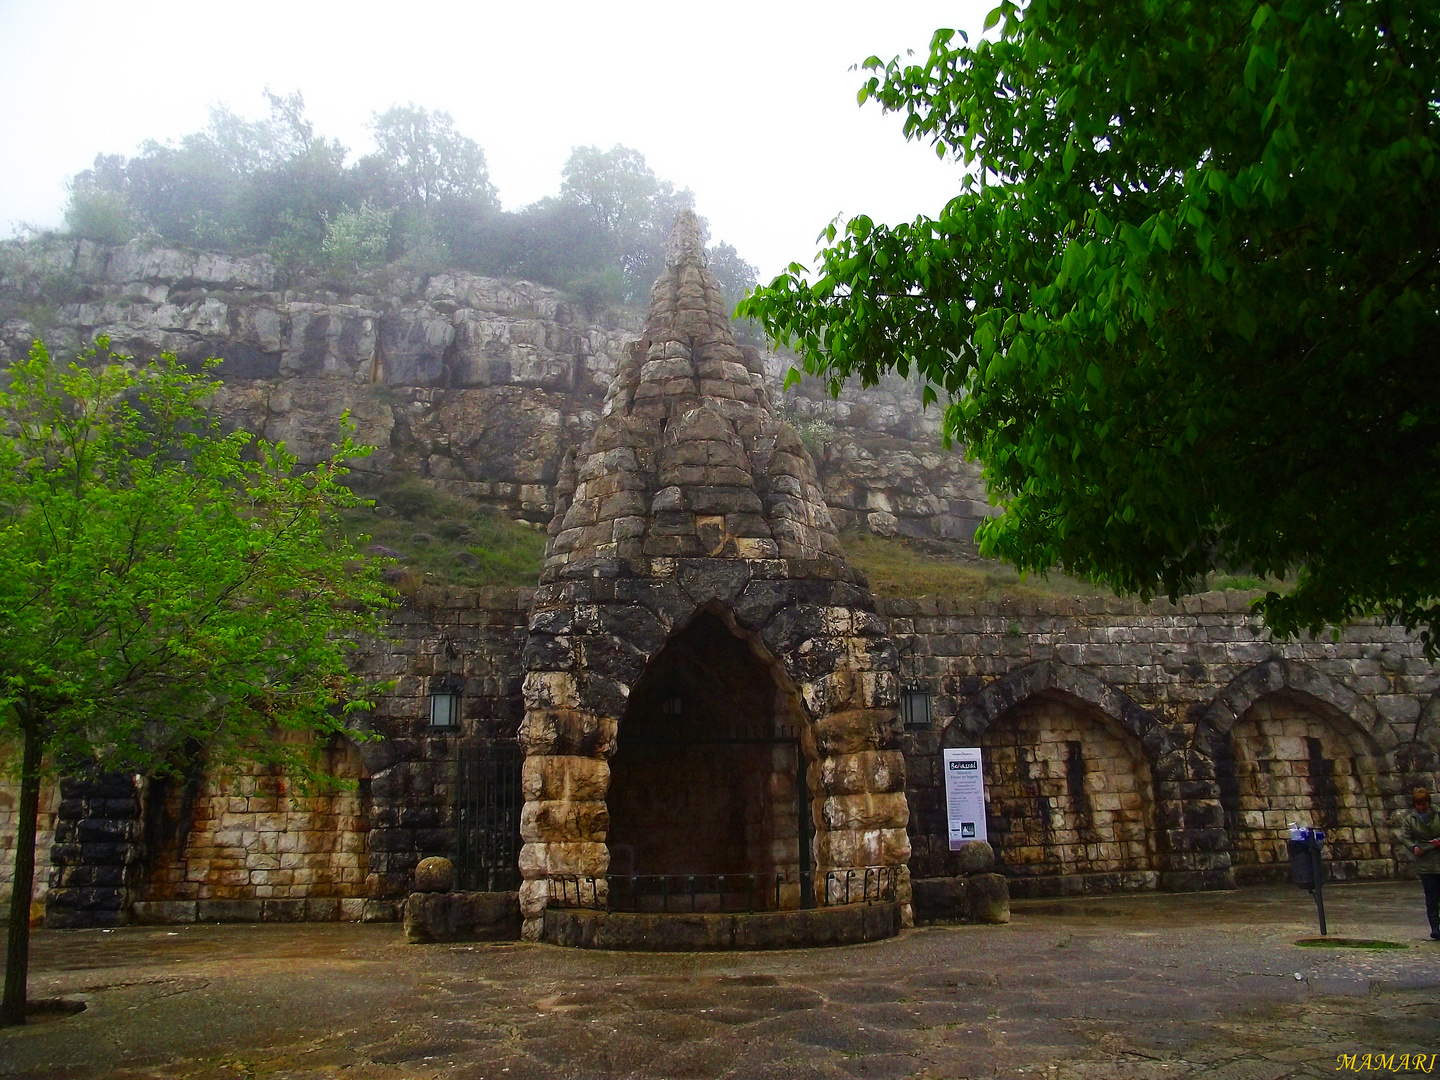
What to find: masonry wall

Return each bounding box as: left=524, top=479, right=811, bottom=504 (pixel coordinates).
left=138, top=739, right=372, bottom=919
left=14, top=586, right=1440, bottom=922
left=122, top=586, right=531, bottom=924
left=885, top=592, right=1440, bottom=897
left=0, top=776, right=58, bottom=912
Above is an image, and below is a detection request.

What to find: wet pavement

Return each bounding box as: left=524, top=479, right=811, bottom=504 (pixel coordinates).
left=1, top=883, right=1436, bottom=1079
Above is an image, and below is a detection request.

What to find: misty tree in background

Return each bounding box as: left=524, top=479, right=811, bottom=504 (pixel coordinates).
left=321, top=203, right=394, bottom=273
left=0, top=338, right=392, bottom=1024
left=368, top=104, right=498, bottom=211
left=62, top=176, right=140, bottom=245
left=65, top=90, right=352, bottom=258
left=55, top=100, right=763, bottom=319
left=558, top=144, right=696, bottom=298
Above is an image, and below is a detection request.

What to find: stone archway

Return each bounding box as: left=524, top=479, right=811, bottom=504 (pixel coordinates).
left=1219, top=691, right=1391, bottom=883
left=943, top=661, right=1232, bottom=893
left=606, top=611, right=809, bottom=907
left=1204, top=660, right=1398, bottom=883
left=977, top=691, right=1159, bottom=895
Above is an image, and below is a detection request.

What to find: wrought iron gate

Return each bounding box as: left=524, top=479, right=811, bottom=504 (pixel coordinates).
left=620, top=724, right=814, bottom=908
left=455, top=741, right=522, bottom=891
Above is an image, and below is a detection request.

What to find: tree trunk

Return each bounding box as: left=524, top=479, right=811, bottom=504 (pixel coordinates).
left=1, top=716, right=43, bottom=1026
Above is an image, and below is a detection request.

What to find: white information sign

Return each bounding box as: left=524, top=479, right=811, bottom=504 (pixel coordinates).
left=942, top=747, right=988, bottom=850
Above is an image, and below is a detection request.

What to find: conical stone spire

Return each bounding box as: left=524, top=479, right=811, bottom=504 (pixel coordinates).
left=518, top=212, right=908, bottom=942
left=543, top=209, right=848, bottom=579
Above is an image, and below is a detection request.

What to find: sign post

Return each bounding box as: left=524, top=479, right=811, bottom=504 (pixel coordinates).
left=942, top=747, right=988, bottom=850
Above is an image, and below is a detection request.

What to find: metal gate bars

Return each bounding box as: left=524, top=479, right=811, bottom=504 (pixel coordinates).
left=455, top=741, right=522, bottom=892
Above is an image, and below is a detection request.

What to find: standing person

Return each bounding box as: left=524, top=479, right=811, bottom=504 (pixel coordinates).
left=1403, top=787, right=1440, bottom=940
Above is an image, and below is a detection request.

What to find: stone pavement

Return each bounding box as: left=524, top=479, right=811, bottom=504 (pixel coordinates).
left=1, top=883, right=1437, bottom=1080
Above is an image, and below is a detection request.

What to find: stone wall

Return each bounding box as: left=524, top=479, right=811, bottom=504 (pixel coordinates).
left=885, top=592, right=1440, bottom=896
left=979, top=694, right=1158, bottom=888
left=0, top=775, right=58, bottom=911
left=8, top=586, right=1439, bottom=923
left=138, top=739, right=372, bottom=914
left=1225, top=695, right=1391, bottom=883
left=350, top=585, right=531, bottom=904
left=0, top=236, right=991, bottom=542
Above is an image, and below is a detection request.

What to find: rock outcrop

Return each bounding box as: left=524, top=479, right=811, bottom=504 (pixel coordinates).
left=0, top=235, right=994, bottom=540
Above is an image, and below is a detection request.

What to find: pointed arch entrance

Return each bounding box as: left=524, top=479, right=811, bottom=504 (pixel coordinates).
left=606, top=611, right=814, bottom=909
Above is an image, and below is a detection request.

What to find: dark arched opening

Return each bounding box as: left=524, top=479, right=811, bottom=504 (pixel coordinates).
left=606, top=612, right=810, bottom=908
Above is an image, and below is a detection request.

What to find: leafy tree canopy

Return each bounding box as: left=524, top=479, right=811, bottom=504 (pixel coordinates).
left=367, top=104, right=497, bottom=211
left=557, top=144, right=697, bottom=298
left=59, top=106, right=758, bottom=314
left=0, top=338, right=392, bottom=1021
left=741, top=0, right=1440, bottom=650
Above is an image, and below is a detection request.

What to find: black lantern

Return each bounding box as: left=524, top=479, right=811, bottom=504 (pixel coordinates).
left=428, top=683, right=461, bottom=729
left=900, top=683, right=932, bottom=730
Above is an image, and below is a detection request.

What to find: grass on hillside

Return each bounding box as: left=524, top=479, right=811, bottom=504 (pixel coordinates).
left=842, top=533, right=1112, bottom=601
left=334, top=487, right=1287, bottom=602
left=339, top=481, right=546, bottom=590
left=842, top=533, right=1288, bottom=602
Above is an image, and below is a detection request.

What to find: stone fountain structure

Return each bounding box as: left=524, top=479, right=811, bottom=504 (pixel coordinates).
left=517, top=211, right=911, bottom=942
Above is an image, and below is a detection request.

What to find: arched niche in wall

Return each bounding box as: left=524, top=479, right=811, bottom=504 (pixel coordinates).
left=944, top=662, right=1172, bottom=894
left=1203, top=660, right=1394, bottom=884
left=978, top=690, right=1159, bottom=890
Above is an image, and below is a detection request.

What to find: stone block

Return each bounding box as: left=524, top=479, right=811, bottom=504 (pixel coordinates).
left=520, top=799, right=609, bottom=843
left=262, top=899, right=307, bottom=922
left=197, top=899, right=263, bottom=923
left=967, top=873, right=1010, bottom=924
left=361, top=899, right=400, bottom=923
left=812, top=710, right=889, bottom=756
left=404, top=891, right=521, bottom=943
left=911, top=876, right=970, bottom=923
left=518, top=878, right=550, bottom=919
left=129, top=901, right=197, bottom=924
left=339, top=898, right=366, bottom=922
left=305, top=898, right=342, bottom=922
left=820, top=751, right=906, bottom=795
left=819, top=793, right=909, bottom=831
left=954, top=840, right=996, bottom=874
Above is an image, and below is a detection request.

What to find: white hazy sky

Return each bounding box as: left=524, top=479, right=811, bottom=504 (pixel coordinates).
left=0, top=1, right=992, bottom=280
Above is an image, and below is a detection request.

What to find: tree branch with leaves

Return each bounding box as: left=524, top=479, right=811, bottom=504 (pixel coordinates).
left=0, top=338, right=393, bottom=1024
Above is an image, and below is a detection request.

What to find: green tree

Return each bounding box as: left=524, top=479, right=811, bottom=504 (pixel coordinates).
left=706, top=241, right=759, bottom=318
left=321, top=202, right=394, bottom=273
left=62, top=179, right=140, bottom=244
left=368, top=104, right=498, bottom=211
left=559, top=145, right=696, bottom=297
left=67, top=90, right=350, bottom=252
left=742, top=0, right=1440, bottom=649
left=0, top=339, right=392, bottom=1024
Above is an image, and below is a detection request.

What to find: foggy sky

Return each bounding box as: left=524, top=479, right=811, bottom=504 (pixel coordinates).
left=0, top=1, right=990, bottom=279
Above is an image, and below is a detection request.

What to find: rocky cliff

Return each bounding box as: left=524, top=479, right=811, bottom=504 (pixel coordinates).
left=0, top=236, right=994, bottom=541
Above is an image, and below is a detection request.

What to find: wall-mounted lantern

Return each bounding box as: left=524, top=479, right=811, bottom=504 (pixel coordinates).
left=900, top=682, right=933, bottom=731
left=662, top=694, right=683, bottom=718
left=428, top=681, right=461, bottom=730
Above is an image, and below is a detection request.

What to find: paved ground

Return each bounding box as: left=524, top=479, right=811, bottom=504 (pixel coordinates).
left=0, top=883, right=1437, bottom=1080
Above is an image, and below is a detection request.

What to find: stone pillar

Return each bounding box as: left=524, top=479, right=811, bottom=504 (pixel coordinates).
left=45, top=773, right=145, bottom=928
